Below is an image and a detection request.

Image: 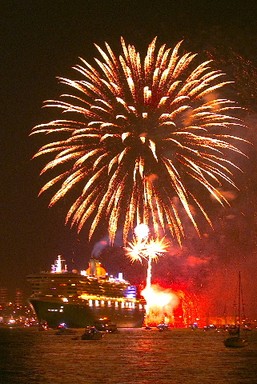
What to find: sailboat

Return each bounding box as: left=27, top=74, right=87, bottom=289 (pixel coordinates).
left=224, top=271, right=248, bottom=348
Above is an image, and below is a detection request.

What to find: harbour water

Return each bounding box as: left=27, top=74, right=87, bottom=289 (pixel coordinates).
left=0, top=327, right=257, bottom=384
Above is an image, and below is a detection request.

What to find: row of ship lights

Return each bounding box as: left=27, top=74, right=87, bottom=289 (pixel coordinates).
left=49, top=255, right=144, bottom=310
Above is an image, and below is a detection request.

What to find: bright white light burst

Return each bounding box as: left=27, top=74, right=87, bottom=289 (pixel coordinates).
left=125, top=236, right=168, bottom=263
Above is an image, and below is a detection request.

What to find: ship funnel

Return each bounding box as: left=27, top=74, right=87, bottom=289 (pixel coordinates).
left=87, top=258, right=106, bottom=277
left=89, top=258, right=96, bottom=275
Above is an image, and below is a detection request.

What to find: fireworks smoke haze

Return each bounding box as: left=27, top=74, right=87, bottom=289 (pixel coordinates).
left=31, top=38, right=247, bottom=245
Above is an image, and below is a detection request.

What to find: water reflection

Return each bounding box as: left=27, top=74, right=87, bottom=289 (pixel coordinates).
left=0, top=328, right=257, bottom=384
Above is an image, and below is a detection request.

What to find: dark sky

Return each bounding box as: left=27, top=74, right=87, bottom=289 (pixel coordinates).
left=2, top=0, right=257, bottom=317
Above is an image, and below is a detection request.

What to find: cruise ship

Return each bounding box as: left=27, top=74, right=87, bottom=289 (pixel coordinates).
left=27, top=256, right=146, bottom=328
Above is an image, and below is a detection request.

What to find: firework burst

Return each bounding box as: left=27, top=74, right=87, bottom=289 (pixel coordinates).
left=31, top=38, right=246, bottom=244
left=125, top=236, right=168, bottom=264
left=125, top=232, right=168, bottom=292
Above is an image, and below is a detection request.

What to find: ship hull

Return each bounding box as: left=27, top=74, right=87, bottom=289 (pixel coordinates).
left=29, top=297, right=145, bottom=328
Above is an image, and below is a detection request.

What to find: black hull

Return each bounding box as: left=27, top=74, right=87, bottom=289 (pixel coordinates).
left=29, top=297, right=145, bottom=328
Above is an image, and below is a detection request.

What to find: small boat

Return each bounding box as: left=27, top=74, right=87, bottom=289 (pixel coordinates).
left=157, top=323, right=169, bottom=331
left=224, top=272, right=248, bottom=348
left=55, top=322, right=76, bottom=335
left=94, top=317, right=117, bottom=333
left=81, top=326, right=103, bottom=340
left=224, top=334, right=247, bottom=348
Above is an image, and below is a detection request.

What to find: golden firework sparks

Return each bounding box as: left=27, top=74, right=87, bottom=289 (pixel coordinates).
left=31, top=38, right=246, bottom=244
left=125, top=236, right=169, bottom=264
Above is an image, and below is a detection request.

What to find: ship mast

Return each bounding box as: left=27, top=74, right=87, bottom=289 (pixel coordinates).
left=238, top=271, right=241, bottom=333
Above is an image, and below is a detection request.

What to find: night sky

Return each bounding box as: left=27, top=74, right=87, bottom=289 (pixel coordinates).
left=2, top=1, right=257, bottom=317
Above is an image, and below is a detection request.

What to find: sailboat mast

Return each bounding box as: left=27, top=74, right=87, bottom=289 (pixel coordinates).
left=224, top=271, right=247, bottom=348
left=238, top=271, right=241, bottom=331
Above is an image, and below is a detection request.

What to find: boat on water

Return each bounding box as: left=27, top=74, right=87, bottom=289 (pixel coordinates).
left=55, top=322, right=77, bottom=335
left=27, top=255, right=145, bottom=329
left=94, top=317, right=117, bottom=332
left=157, top=323, right=169, bottom=331
left=224, top=334, right=247, bottom=348
left=224, top=272, right=248, bottom=348
left=81, top=326, right=103, bottom=340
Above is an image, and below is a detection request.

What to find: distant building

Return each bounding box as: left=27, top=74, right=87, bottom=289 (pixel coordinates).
left=15, top=288, right=24, bottom=306
left=0, top=287, right=8, bottom=306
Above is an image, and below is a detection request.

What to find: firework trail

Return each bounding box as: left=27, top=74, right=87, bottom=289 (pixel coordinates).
left=31, top=38, right=246, bottom=245
left=125, top=224, right=169, bottom=325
